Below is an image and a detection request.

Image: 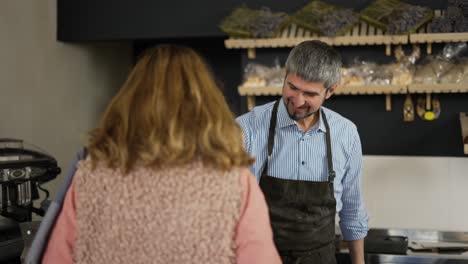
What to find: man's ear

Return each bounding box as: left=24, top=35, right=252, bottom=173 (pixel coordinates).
left=325, top=84, right=338, bottom=99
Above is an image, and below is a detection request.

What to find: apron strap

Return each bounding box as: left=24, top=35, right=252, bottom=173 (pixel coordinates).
left=262, top=99, right=281, bottom=176
left=268, top=99, right=281, bottom=157
left=321, top=109, right=335, bottom=183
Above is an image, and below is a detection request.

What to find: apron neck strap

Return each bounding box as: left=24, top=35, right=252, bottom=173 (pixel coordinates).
left=321, top=108, right=335, bottom=182
left=267, top=99, right=281, bottom=158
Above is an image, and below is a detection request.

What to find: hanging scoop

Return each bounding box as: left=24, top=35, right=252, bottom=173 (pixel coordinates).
left=416, top=93, right=441, bottom=121
left=424, top=93, right=435, bottom=121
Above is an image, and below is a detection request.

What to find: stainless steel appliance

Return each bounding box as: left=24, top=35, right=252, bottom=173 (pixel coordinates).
left=365, top=228, right=468, bottom=264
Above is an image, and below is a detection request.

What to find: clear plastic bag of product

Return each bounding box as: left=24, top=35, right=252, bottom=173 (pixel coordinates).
left=363, top=67, right=377, bottom=85
left=413, top=63, right=437, bottom=84
left=358, top=60, right=378, bottom=84
left=440, top=42, right=468, bottom=61
left=266, top=68, right=285, bottom=87
left=439, top=64, right=464, bottom=83
left=431, top=58, right=455, bottom=79
left=341, top=61, right=370, bottom=86
left=412, top=50, right=459, bottom=84
left=459, top=58, right=468, bottom=82
left=342, top=59, right=378, bottom=85
left=428, top=43, right=468, bottom=80
left=341, top=68, right=366, bottom=86
left=390, top=63, right=413, bottom=85
left=242, top=63, right=270, bottom=86
left=389, top=46, right=419, bottom=85
left=266, top=57, right=286, bottom=87
left=341, top=68, right=365, bottom=86
left=340, top=68, right=356, bottom=85
left=368, top=64, right=393, bottom=85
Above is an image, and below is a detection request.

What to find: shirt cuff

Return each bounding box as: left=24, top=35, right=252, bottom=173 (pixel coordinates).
left=339, top=220, right=369, bottom=241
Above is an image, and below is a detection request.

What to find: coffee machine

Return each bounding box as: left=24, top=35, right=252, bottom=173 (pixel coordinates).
left=0, top=138, right=60, bottom=262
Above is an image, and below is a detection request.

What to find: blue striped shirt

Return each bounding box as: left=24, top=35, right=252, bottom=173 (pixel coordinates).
left=236, top=100, right=368, bottom=241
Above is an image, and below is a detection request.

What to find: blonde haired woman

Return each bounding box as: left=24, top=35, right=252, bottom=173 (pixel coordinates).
left=42, top=45, right=281, bottom=264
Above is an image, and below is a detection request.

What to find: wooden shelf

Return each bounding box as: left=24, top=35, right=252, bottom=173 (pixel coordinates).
left=239, top=85, right=407, bottom=96
left=409, top=11, right=468, bottom=44
left=225, top=33, right=408, bottom=48
left=409, top=32, right=468, bottom=43
left=408, top=16, right=468, bottom=54
left=460, top=113, right=468, bottom=155
left=238, top=85, right=406, bottom=111
left=408, top=84, right=468, bottom=93
left=225, top=10, right=468, bottom=56
left=238, top=84, right=468, bottom=111
left=238, top=86, right=281, bottom=96
left=225, top=21, right=407, bottom=56
left=338, top=85, right=406, bottom=95
left=226, top=31, right=468, bottom=54
left=239, top=84, right=468, bottom=96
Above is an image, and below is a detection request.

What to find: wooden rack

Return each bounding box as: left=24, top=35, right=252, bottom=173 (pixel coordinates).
left=225, top=10, right=468, bottom=57
left=227, top=9, right=468, bottom=152
left=239, top=84, right=468, bottom=111
left=409, top=10, right=468, bottom=54
left=225, top=20, right=408, bottom=57
left=238, top=85, right=408, bottom=96
left=408, top=84, right=468, bottom=94
left=461, top=113, right=468, bottom=155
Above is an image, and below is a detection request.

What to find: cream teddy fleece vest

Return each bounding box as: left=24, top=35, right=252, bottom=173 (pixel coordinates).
left=73, top=160, right=240, bottom=264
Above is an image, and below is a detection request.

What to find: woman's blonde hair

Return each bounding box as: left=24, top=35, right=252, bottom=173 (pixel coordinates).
left=87, top=44, right=253, bottom=173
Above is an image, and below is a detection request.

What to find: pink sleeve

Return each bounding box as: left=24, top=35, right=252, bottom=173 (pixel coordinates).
left=235, top=168, right=282, bottom=264
left=42, top=179, right=77, bottom=264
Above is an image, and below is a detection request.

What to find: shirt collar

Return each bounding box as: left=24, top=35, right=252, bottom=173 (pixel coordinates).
left=276, top=100, right=327, bottom=133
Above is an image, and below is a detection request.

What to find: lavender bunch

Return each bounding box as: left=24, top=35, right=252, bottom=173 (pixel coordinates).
left=430, top=0, right=468, bottom=33
left=249, top=8, right=288, bottom=38
left=317, top=9, right=357, bottom=36
left=430, top=17, right=453, bottom=32
left=386, top=6, right=431, bottom=34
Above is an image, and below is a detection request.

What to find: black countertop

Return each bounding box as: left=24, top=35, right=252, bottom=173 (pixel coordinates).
left=337, top=228, right=468, bottom=264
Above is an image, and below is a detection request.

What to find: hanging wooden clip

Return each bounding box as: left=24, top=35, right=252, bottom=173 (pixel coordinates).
left=403, top=94, right=415, bottom=122
left=385, top=94, right=392, bottom=111
left=247, top=48, right=256, bottom=59
left=385, top=44, right=392, bottom=56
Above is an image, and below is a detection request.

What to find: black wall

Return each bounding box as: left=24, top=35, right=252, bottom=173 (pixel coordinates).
left=134, top=38, right=243, bottom=114
left=59, top=0, right=468, bottom=157
left=57, top=0, right=448, bottom=41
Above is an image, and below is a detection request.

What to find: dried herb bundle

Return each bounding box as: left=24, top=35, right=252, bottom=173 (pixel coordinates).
left=430, top=17, right=453, bottom=33
left=293, top=1, right=357, bottom=36
left=386, top=6, right=432, bottom=34
left=431, top=0, right=468, bottom=33
left=220, top=7, right=289, bottom=38
left=360, top=0, right=433, bottom=34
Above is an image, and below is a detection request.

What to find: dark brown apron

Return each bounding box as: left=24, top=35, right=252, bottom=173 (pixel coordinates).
left=259, top=99, right=337, bottom=264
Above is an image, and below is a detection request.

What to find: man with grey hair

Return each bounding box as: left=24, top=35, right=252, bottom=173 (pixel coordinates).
left=237, top=40, right=368, bottom=264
